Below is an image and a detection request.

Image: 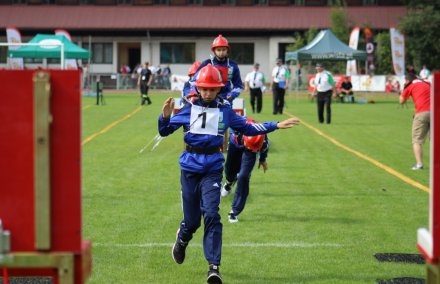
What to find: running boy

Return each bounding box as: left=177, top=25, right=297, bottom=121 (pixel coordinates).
left=158, top=64, right=299, bottom=284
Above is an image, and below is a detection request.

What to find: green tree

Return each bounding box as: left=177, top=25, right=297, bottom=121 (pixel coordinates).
left=330, top=6, right=349, bottom=43
left=329, top=6, right=350, bottom=74
left=286, top=32, right=306, bottom=52
left=375, top=31, right=393, bottom=75
left=306, top=27, right=318, bottom=44
left=399, top=4, right=440, bottom=70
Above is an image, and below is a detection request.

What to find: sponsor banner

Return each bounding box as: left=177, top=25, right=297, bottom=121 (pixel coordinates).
left=55, top=29, right=78, bottom=69
left=6, top=26, right=24, bottom=69
left=351, top=75, right=386, bottom=92
left=308, top=75, right=387, bottom=92
left=390, top=27, right=405, bottom=76
left=171, top=74, right=189, bottom=91
left=364, top=27, right=375, bottom=74
left=346, top=27, right=360, bottom=75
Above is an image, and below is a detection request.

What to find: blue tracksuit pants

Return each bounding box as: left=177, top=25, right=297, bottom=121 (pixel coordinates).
left=178, top=169, right=223, bottom=265
left=224, top=143, right=257, bottom=216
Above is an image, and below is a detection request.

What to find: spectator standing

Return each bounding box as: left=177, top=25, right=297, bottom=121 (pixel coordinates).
left=244, top=63, right=266, bottom=113
left=270, top=58, right=290, bottom=115
left=419, top=65, right=431, bottom=80
left=295, top=63, right=302, bottom=90
left=137, top=62, right=153, bottom=105
left=312, top=63, right=336, bottom=124
left=221, top=119, right=270, bottom=223
left=159, top=64, right=300, bottom=284
left=339, top=76, right=354, bottom=103
left=399, top=74, right=431, bottom=170
left=162, top=64, right=172, bottom=89
left=191, top=34, right=243, bottom=102
left=120, top=64, right=128, bottom=89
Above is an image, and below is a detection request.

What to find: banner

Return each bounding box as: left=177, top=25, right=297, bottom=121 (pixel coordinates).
left=6, top=26, right=24, bottom=69
left=55, top=29, right=78, bottom=69
left=364, top=27, right=375, bottom=74
left=346, top=27, right=360, bottom=75
left=390, top=27, right=405, bottom=76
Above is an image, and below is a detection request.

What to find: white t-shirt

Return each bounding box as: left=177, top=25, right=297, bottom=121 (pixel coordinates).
left=271, top=66, right=290, bottom=83
left=314, top=71, right=335, bottom=92
left=245, top=71, right=265, bottom=89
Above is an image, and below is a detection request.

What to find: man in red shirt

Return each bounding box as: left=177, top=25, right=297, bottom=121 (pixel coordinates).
left=400, top=74, right=431, bottom=170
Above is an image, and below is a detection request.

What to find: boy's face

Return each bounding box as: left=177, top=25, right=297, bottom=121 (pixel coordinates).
left=214, top=47, right=228, bottom=59
left=198, top=87, right=221, bottom=102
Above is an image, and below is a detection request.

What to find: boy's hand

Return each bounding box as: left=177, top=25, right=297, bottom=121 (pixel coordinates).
left=258, top=161, right=268, bottom=173
left=277, top=117, right=300, bottom=129
left=162, top=97, right=175, bottom=119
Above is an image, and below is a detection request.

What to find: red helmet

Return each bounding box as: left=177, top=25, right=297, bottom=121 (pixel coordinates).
left=243, top=118, right=264, bottom=151
left=195, top=64, right=225, bottom=88
left=211, top=34, right=230, bottom=52
left=188, top=61, right=201, bottom=76
left=243, top=134, right=265, bottom=152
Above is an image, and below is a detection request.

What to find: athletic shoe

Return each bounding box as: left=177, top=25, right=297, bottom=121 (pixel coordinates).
left=412, top=164, right=423, bottom=170
left=228, top=212, right=239, bottom=223
left=221, top=182, right=232, bottom=197
left=172, top=235, right=188, bottom=264
left=207, top=264, right=222, bottom=284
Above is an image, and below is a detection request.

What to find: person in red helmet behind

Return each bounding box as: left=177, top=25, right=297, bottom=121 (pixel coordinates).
left=221, top=118, right=270, bottom=223
left=182, top=60, right=201, bottom=99
left=190, top=35, right=243, bottom=102
left=159, top=64, right=300, bottom=284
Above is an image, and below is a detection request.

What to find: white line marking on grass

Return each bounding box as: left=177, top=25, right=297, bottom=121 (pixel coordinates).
left=94, top=242, right=342, bottom=248
left=284, top=111, right=430, bottom=193
left=82, top=106, right=142, bottom=145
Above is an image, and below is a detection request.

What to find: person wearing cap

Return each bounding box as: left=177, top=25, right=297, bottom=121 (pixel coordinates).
left=190, top=34, right=243, bottom=103
left=159, top=64, right=300, bottom=284
left=270, top=58, right=291, bottom=115
left=339, top=76, right=354, bottom=103
left=244, top=63, right=266, bottom=113
left=399, top=73, right=431, bottom=170
left=312, top=63, right=337, bottom=124
left=221, top=118, right=270, bottom=223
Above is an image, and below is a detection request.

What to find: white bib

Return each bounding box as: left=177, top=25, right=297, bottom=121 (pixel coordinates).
left=189, top=105, right=219, bottom=135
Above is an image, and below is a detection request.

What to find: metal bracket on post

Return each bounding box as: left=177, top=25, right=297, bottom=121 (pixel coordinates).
left=33, top=71, right=52, bottom=250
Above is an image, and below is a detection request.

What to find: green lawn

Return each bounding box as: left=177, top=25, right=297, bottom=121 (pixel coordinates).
left=82, top=90, right=429, bottom=283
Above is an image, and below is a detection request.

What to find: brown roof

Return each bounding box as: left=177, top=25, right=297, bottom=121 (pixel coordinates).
left=0, top=6, right=407, bottom=31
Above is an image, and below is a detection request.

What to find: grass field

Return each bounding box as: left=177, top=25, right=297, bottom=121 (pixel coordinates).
left=82, top=90, right=430, bottom=283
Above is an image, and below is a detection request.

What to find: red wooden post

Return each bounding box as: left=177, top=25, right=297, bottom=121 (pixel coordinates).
left=0, top=70, right=91, bottom=283
left=418, top=72, right=440, bottom=282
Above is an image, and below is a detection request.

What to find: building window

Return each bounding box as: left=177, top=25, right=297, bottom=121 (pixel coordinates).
left=154, top=0, right=168, bottom=4
left=92, top=43, right=113, bottom=64
left=188, top=0, right=202, bottom=4
left=0, top=46, right=7, bottom=63
left=221, top=0, right=235, bottom=4
left=363, top=0, right=377, bottom=4
left=254, top=0, right=267, bottom=5
left=229, top=43, right=254, bottom=65
left=290, top=0, right=304, bottom=4
left=160, top=43, right=195, bottom=64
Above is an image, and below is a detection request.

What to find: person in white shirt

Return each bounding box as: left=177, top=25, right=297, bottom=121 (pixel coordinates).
left=419, top=65, right=431, bottom=80
left=312, top=63, right=337, bottom=124
left=244, top=63, right=266, bottom=113
left=270, top=58, right=290, bottom=115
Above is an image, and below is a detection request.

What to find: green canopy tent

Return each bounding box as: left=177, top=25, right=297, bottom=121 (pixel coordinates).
left=285, top=29, right=367, bottom=91
left=8, top=34, right=90, bottom=69
left=285, top=29, right=367, bottom=61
